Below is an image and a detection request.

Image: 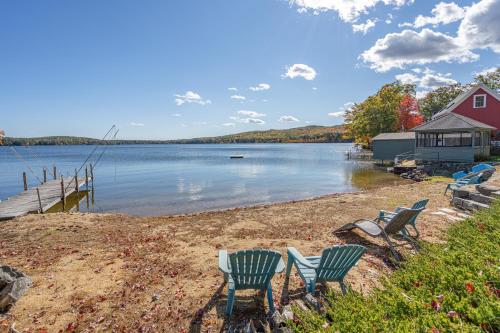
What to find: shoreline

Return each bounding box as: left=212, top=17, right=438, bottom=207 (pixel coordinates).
left=0, top=177, right=461, bottom=331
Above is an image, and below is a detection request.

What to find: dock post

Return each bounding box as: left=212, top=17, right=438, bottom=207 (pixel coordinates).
left=43, top=168, right=47, bottom=183
left=23, top=172, right=27, bottom=191
left=53, top=165, right=57, bottom=180
left=74, top=169, right=79, bottom=193
left=36, top=188, right=43, bottom=213
left=85, top=166, right=89, bottom=190
left=90, top=163, right=94, bottom=191
left=60, top=176, right=66, bottom=210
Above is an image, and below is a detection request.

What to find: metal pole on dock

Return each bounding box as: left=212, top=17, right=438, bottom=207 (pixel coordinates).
left=36, top=188, right=43, bottom=213
left=53, top=165, right=57, bottom=180
left=43, top=168, right=47, bottom=183
left=60, top=176, right=66, bottom=210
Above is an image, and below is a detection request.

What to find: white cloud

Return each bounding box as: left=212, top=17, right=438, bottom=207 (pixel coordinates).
left=457, top=0, right=500, bottom=53
left=283, top=64, right=317, bottom=80
left=312, top=87, right=317, bottom=90
left=130, top=122, right=145, bottom=127
left=385, top=13, right=393, bottom=24
left=328, top=111, right=344, bottom=117
left=360, top=28, right=478, bottom=72
left=228, top=87, right=238, bottom=91
left=403, top=2, right=466, bottom=28
left=222, top=122, right=236, bottom=127
left=174, top=91, right=211, bottom=106
left=279, top=115, right=300, bottom=123
left=416, top=90, right=430, bottom=99
left=290, top=0, right=412, bottom=23
left=474, top=66, right=498, bottom=76
left=352, top=19, right=378, bottom=34
left=242, top=118, right=265, bottom=124
left=237, top=110, right=266, bottom=118
left=396, top=68, right=457, bottom=89
left=231, top=94, right=246, bottom=100
left=172, top=113, right=181, bottom=117
left=249, top=83, right=271, bottom=91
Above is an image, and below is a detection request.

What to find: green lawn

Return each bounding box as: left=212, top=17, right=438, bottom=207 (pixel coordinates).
left=289, top=202, right=500, bottom=333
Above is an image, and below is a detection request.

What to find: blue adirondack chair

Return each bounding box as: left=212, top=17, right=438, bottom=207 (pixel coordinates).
left=285, top=245, right=366, bottom=295
left=335, top=208, right=424, bottom=261
left=471, top=163, right=494, bottom=174
left=218, top=249, right=285, bottom=316
left=379, top=198, right=429, bottom=238
left=444, top=173, right=483, bottom=195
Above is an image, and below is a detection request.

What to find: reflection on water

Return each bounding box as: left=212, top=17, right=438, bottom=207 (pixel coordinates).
left=0, top=144, right=406, bottom=216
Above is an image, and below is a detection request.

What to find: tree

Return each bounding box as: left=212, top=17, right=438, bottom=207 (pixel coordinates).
left=0, top=129, right=4, bottom=145
left=474, top=68, right=500, bottom=90
left=398, top=95, right=424, bottom=131
left=418, top=84, right=468, bottom=120
left=345, top=82, right=414, bottom=146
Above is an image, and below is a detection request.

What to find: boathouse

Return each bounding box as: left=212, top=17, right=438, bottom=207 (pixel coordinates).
left=372, top=132, right=415, bottom=161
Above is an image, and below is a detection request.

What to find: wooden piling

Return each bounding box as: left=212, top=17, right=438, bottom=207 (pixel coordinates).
left=23, top=172, right=28, bottom=191
left=36, top=188, right=43, bottom=213
left=74, top=169, right=79, bottom=193
left=60, top=176, right=66, bottom=210
left=53, top=165, right=57, bottom=180
left=43, top=168, right=47, bottom=183
left=85, top=166, right=89, bottom=190
left=90, top=163, right=94, bottom=191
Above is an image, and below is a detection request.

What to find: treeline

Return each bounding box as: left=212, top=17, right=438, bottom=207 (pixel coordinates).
left=2, top=125, right=348, bottom=146
left=345, top=68, right=499, bottom=146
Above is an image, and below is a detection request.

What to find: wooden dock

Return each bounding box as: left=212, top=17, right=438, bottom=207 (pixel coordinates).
left=0, top=175, right=91, bottom=221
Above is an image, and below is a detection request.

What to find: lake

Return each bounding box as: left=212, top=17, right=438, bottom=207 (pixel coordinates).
left=0, top=144, right=404, bottom=215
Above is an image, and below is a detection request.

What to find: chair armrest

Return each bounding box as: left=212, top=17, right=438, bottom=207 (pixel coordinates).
left=275, top=258, right=286, bottom=273
left=218, top=250, right=231, bottom=274
left=287, top=247, right=317, bottom=269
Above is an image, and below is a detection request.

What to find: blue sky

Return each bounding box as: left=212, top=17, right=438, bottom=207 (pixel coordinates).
left=1, top=0, right=498, bottom=139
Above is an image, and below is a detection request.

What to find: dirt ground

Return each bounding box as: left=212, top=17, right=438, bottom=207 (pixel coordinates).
left=0, top=178, right=464, bottom=332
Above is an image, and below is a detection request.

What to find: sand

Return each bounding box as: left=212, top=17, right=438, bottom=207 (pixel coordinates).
left=0, top=178, right=463, bottom=332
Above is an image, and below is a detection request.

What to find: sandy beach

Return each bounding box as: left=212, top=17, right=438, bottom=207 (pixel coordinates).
left=0, top=178, right=463, bottom=332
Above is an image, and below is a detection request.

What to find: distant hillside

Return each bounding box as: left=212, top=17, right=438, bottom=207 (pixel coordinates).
left=2, top=125, right=349, bottom=145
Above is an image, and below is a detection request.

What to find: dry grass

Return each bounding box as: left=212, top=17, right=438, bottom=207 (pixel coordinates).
left=0, top=179, right=459, bottom=332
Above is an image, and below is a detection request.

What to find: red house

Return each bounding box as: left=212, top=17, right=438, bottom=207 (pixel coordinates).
left=432, top=83, right=500, bottom=137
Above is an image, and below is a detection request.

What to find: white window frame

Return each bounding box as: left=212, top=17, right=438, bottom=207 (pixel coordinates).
left=473, top=94, right=487, bottom=108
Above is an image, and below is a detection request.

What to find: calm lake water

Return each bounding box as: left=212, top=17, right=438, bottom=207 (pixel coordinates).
left=0, top=144, right=404, bottom=216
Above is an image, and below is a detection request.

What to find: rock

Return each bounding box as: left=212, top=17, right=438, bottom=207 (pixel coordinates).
left=0, top=265, right=32, bottom=314
left=476, top=184, right=500, bottom=197
left=281, top=305, right=294, bottom=321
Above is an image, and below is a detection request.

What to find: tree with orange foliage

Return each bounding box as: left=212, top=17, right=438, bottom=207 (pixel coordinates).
left=0, top=129, right=4, bottom=145
left=398, top=94, right=424, bottom=131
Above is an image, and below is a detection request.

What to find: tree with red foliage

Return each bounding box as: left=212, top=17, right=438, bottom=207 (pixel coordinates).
left=398, top=94, right=424, bottom=131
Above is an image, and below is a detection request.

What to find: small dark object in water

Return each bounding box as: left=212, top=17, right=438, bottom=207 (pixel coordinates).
left=230, top=155, right=244, bottom=159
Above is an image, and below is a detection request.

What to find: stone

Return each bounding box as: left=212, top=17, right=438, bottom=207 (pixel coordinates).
left=476, top=184, right=500, bottom=197
left=0, top=265, right=32, bottom=314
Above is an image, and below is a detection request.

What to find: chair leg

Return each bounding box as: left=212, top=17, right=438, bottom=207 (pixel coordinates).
left=382, top=233, right=401, bottom=261
left=226, top=287, right=235, bottom=316
left=266, top=283, right=275, bottom=313
left=402, top=234, right=420, bottom=251
left=307, top=279, right=316, bottom=294
left=339, top=281, right=347, bottom=295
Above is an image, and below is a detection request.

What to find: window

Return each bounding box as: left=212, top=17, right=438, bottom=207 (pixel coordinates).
left=473, top=94, right=486, bottom=108
left=474, top=132, right=482, bottom=146
left=416, top=132, right=472, bottom=147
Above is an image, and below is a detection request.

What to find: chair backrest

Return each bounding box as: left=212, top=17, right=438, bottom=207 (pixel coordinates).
left=384, top=208, right=423, bottom=235
left=452, top=171, right=468, bottom=181
left=316, top=245, right=366, bottom=281
left=471, top=163, right=493, bottom=173
left=411, top=199, right=429, bottom=210
left=228, top=249, right=282, bottom=290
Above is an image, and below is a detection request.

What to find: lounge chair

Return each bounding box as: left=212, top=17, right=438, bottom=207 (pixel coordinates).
left=444, top=173, right=483, bottom=195
left=379, top=199, right=429, bottom=238
left=471, top=163, right=494, bottom=174
left=334, top=208, right=424, bottom=261
left=452, top=170, right=468, bottom=181
left=285, top=245, right=366, bottom=295
left=218, top=249, right=284, bottom=316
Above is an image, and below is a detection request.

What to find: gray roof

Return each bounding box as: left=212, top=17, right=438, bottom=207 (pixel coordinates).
left=413, top=113, right=496, bottom=132
left=372, top=132, right=415, bottom=141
